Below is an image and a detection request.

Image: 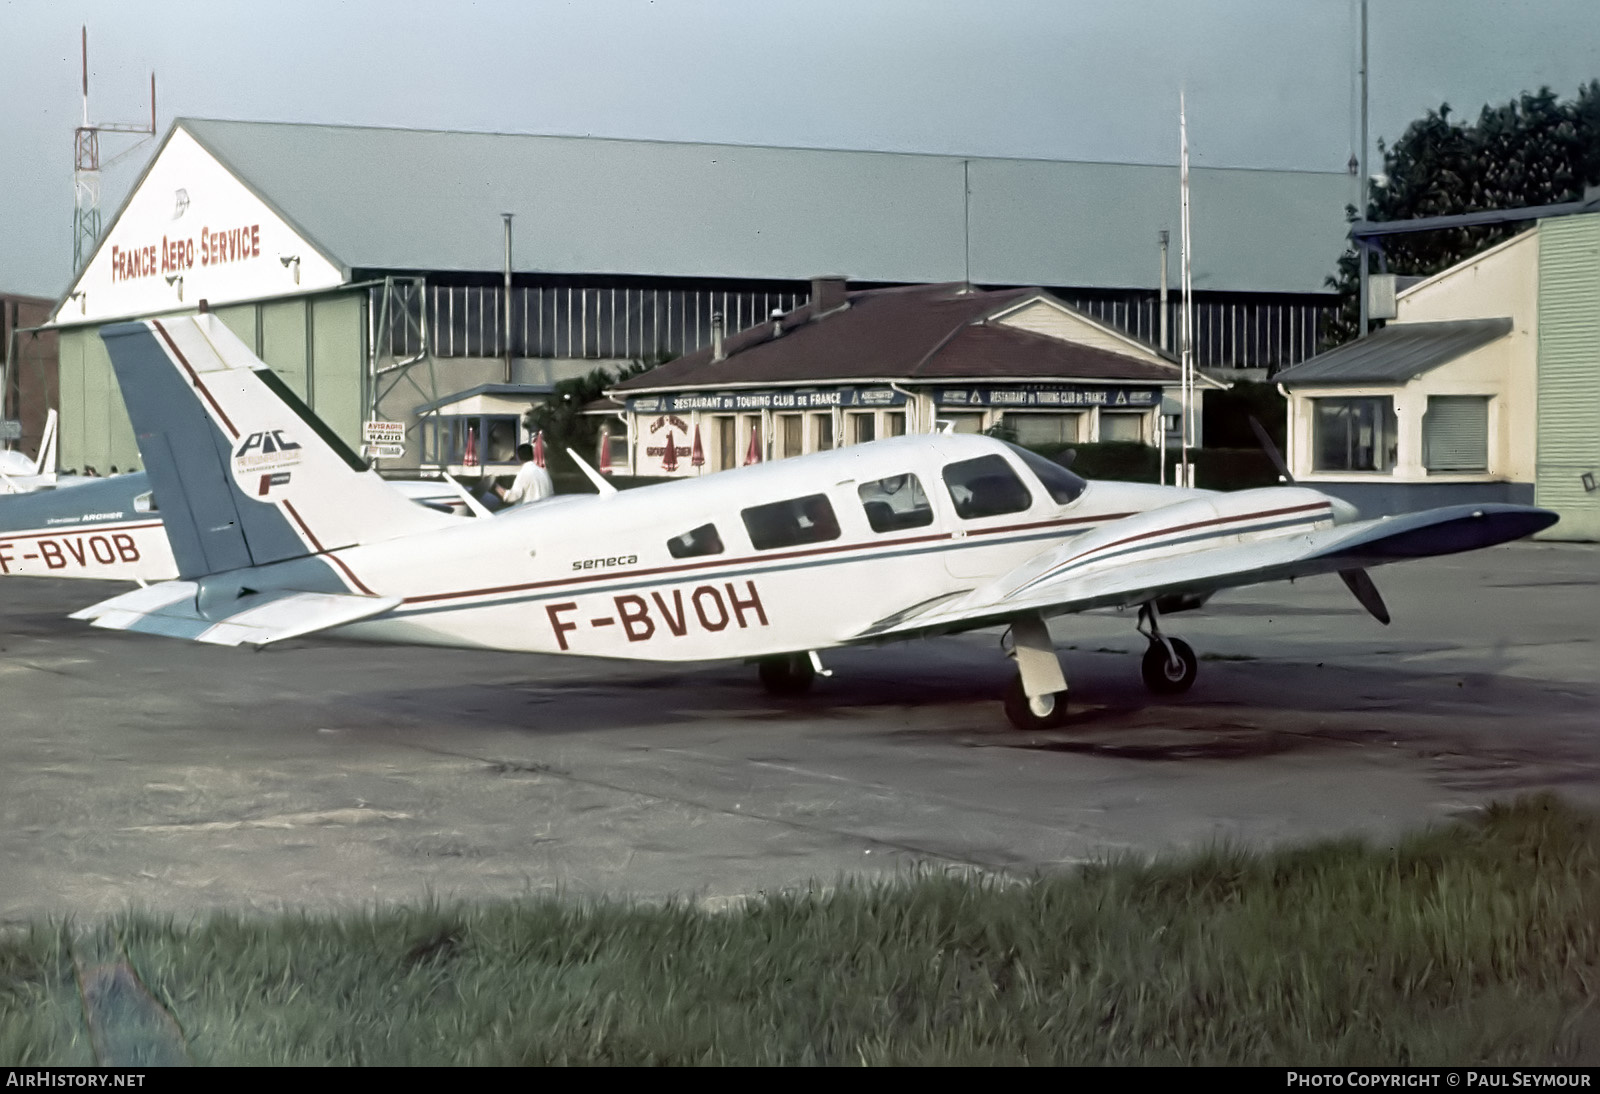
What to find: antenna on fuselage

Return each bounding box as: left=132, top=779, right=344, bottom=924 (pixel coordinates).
left=566, top=448, right=618, bottom=496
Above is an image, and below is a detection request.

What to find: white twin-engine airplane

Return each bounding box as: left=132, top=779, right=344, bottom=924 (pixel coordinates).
left=75, top=313, right=1556, bottom=730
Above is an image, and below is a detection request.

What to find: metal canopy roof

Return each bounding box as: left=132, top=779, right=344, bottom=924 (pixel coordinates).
left=1273, top=318, right=1513, bottom=386
left=414, top=383, right=554, bottom=414
left=177, top=118, right=1351, bottom=295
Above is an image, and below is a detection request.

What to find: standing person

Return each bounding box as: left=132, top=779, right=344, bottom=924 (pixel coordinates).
left=495, top=443, right=554, bottom=507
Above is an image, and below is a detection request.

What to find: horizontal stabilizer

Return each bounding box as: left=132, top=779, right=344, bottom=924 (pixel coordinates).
left=72, top=581, right=399, bottom=647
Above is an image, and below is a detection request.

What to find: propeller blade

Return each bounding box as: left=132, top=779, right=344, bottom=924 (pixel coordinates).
left=1339, top=568, right=1391, bottom=625
left=1249, top=415, right=1293, bottom=484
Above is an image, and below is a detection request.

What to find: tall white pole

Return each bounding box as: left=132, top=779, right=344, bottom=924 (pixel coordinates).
left=1357, top=0, right=1370, bottom=338
left=1179, top=91, right=1194, bottom=488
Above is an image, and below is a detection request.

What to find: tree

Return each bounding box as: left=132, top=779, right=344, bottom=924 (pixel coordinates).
left=1324, top=81, right=1600, bottom=344
left=522, top=359, right=656, bottom=471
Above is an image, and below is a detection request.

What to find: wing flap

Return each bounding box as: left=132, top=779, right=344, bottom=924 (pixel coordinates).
left=72, top=581, right=399, bottom=647
left=854, top=503, right=1557, bottom=641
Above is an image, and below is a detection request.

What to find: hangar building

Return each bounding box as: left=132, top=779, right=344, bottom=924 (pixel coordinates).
left=46, top=118, right=1352, bottom=477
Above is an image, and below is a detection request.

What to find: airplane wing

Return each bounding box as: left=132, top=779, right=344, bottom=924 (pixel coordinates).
left=70, top=581, right=400, bottom=647
left=852, top=502, right=1557, bottom=642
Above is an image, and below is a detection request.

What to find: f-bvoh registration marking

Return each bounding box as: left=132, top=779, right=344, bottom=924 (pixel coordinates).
left=546, top=581, right=769, bottom=649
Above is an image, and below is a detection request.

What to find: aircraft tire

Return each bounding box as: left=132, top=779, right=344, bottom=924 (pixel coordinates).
left=1002, top=673, right=1070, bottom=731
left=758, top=654, right=815, bottom=696
left=1141, top=638, right=1197, bottom=694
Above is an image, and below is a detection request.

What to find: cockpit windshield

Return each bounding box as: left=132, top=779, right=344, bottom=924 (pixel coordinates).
left=1004, top=443, right=1088, bottom=505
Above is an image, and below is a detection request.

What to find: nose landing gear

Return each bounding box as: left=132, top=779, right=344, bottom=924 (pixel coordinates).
left=1000, top=613, right=1071, bottom=731
left=1137, top=602, right=1197, bottom=694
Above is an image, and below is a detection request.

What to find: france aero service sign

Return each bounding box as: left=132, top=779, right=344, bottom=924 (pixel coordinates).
left=232, top=429, right=302, bottom=498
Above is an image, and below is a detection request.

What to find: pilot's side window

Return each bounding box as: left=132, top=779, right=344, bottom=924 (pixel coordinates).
left=942, top=455, right=1033, bottom=519
left=741, top=494, right=841, bottom=550
left=857, top=474, right=934, bottom=533
left=1005, top=443, right=1087, bottom=505
left=667, top=523, right=724, bottom=559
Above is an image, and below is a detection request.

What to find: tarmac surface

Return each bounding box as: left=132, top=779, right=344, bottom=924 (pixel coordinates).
left=1, top=539, right=1595, bottom=924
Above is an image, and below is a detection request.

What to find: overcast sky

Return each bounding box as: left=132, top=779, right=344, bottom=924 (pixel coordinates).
left=2, top=0, right=1596, bottom=297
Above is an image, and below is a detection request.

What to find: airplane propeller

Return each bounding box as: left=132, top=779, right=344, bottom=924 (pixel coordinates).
left=1249, top=416, right=1391, bottom=626
left=1248, top=416, right=1292, bottom=484
left=1338, top=567, right=1392, bottom=625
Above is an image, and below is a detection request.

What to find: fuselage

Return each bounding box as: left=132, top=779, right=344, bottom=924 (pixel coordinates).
left=222, top=433, right=1341, bottom=662
left=0, top=473, right=175, bottom=580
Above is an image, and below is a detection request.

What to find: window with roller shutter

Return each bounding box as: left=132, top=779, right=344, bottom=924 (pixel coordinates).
left=1424, top=396, right=1490, bottom=473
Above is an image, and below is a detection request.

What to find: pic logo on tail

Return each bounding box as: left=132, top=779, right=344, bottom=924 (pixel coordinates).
left=232, top=430, right=303, bottom=500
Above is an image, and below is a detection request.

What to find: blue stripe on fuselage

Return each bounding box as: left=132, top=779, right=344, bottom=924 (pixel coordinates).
left=388, top=522, right=1102, bottom=619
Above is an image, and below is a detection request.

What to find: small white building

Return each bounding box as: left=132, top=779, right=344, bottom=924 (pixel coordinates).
left=1276, top=211, right=1600, bottom=540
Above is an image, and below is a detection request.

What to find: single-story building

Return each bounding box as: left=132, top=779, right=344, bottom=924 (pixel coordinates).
left=607, top=279, right=1223, bottom=476
left=1276, top=208, right=1600, bottom=540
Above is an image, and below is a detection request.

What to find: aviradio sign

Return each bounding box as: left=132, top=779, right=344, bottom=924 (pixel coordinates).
left=56, top=125, right=343, bottom=324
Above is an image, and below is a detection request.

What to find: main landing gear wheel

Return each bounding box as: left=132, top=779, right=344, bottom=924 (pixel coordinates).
left=1002, top=673, right=1071, bottom=732
left=758, top=653, right=816, bottom=696
left=1136, top=601, right=1198, bottom=695
left=1141, top=637, right=1197, bottom=694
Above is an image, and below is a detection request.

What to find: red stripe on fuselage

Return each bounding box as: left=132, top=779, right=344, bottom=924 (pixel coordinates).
left=399, top=510, right=1132, bottom=607
left=280, top=499, right=377, bottom=596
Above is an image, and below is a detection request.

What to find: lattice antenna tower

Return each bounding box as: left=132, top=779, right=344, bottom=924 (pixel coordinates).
left=74, top=26, right=156, bottom=272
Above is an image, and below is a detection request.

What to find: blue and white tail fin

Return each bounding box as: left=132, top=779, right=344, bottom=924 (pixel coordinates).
left=100, top=314, right=450, bottom=580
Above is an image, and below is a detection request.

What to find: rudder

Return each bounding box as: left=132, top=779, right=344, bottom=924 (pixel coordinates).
left=101, top=315, right=449, bottom=580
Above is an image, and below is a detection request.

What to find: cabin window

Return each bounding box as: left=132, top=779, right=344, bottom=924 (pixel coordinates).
left=741, top=493, right=841, bottom=550
left=942, top=454, right=1033, bottom=519
left=1313, top=396, right=1397, bottom=472
left=667, top=523, right=724, bottom=559
left=1004, top=443, right=1087, bottom=505
left=857, top=474, right=934, bottom=532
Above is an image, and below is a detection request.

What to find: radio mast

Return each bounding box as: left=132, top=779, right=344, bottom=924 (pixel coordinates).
left=73, top=26, right=157, bottom=273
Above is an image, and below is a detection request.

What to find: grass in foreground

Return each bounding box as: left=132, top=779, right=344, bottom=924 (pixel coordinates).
left=4, top=794, right=1598, bottom=1066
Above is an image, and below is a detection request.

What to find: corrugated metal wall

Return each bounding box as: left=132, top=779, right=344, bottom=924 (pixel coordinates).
left=1536, top=214, right=1600, bottom=539
left=57, top=290, right=366, bottom=474
left=383, top=280, right=1332, bottom=372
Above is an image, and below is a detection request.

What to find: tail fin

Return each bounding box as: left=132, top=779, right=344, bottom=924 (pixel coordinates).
left=31, top=410, right=57, bottom=477
left=100, top=315, right=450, bottom=580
